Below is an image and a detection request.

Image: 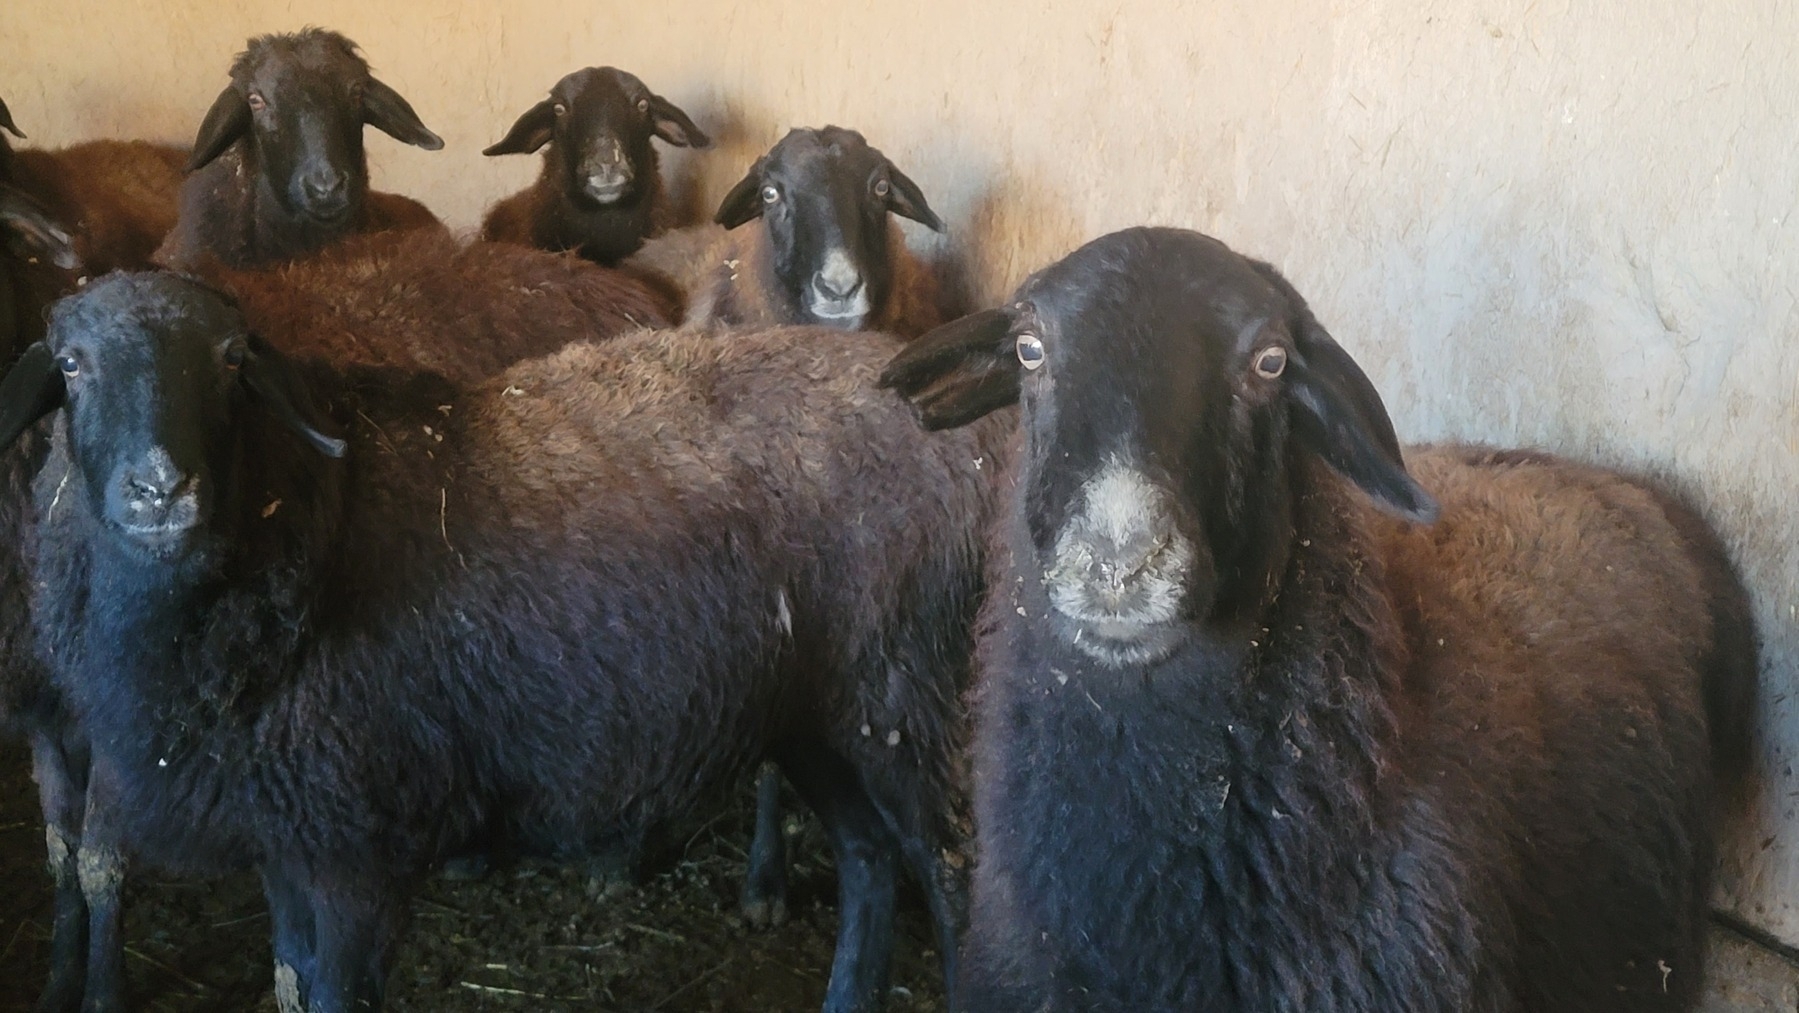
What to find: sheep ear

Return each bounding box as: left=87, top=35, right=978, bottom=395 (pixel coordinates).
left=1285, top=323, right=1437, bottom=524
left=714, top=160, right=767, bottom=229
left=188, top=86, right=251, bottom=171
left=363, top=78, right=445, bottom=151
left=0, top=185, right=80, bottom=270
left=0, top=343, right=66, bottom=451
left=482, top=99, right=556, bottom=156
left=0, top=98, right=22, bottom=139
left=647, top=94, right=709, bottom=149
left=884, top=164, right=943, bottom=233
left=239, top=334, right=347, bottom=458
left=879, top=307, right=1019, bottom=430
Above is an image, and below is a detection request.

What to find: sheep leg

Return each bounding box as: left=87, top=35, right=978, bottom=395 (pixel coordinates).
left=303, top=877, right=403, bottom=1013
left=897, top=834, right=965, bottom=995
left=739, top=761, right=789, bottom=929
left=261, top=866, right=319, bottom=1013
left=29, top=728, right=89, bottom=1013
left=74, top=760, right=126, bottom=1013
left=778, top=744, right=897, bottom=1013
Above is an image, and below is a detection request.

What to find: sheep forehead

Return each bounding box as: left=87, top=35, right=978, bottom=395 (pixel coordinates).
left=562, top=66, right=644, bottom=100
left=233, top=29, right=367, bottom=82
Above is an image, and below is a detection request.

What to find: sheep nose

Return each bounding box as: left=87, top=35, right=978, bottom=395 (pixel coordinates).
left=298, top=169, right=349, bottom=207
left=121, top=463, right=188, bottom=513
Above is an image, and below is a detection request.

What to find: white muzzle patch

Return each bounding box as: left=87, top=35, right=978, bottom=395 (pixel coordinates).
left=808, top=248, right=871, bottom=323
left=1044, top=460, right=1194, bottom=666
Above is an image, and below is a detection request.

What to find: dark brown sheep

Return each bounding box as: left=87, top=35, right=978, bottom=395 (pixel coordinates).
left=3, top=271, right=1004, bottom=1012
left=481, top=66, right=710, bottom=266
left=8, top=233, right=672, bottom=1012
left=154, top=28, right=446, bottom=271
left=628, top=127, right=946, bottom=337
left=881, top=226, right=1755, bottom=1012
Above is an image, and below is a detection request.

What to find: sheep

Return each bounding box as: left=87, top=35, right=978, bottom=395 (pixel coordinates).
left=8, top=232, right=672, bottom=1012
left=481, top=66, right=710, bottom=266
left=1, top=96, right=187, bottom=348
left=628, top=126, right=946, bottom=337
left=879, top=225, right=1756, bottom=1013
left=155, top=28, right=447, bottom=271
left=5, top=270, right=1004, bottom=1013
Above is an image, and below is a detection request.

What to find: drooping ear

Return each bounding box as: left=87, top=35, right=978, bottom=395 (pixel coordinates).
left=713, top=159, right=767, bottom=229
left=883, top=163, right=943, bottom=233
left=1285, top=321, right=1437, bottom=524
left=362, top=78, right=445, bottom=151
left=879, top=306, right=1019, bottom=430
left=0, top=185, right=80, bottom=270
left=0, top=342, right=66, bottom=451
left=646, top=94, right=709, bottom=148
left=482, top=99, right=557, bottom=156
left=188, top=85, right=252, bottom=171
left=239, top=334, right=347, bottom=458
left=0, top=98, right=22, bottom=139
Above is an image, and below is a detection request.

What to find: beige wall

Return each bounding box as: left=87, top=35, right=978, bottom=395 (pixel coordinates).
left=8, top=0, right=1799, bottom=946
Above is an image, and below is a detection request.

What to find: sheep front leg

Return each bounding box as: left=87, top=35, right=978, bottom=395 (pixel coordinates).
left=262, top=866, right=320, bottom=1013
left=302, top=875, right=403, bottom=1013
left=74, top=759, right=126, bottom=1013
left=779, top=744, right=898, bottom=1013
left=29, top=728, right=89, bottom=1013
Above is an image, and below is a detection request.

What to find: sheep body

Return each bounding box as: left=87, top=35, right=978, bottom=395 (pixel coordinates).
left=25, top=275, right=1002, bottom=1011
left=482, top=166, right=670, bottom=265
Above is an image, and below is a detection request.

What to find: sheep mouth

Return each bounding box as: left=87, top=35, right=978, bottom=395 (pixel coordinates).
left=580, top=181, right=634, bottom=205
left=805, top=300, right=872, bottom=327
left=1057, top=614, right=1188, bottom=667
left=111, top=518, right=202, bottom=557
left=300, top=201, right=353, bottom=224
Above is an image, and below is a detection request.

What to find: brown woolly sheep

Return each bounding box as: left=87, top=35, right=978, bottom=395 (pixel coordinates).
left=628, top=126, right=945, bottom=337
left=3, top=272, right=1005, bottom=1012
left=154, top=28, right=446, bottom=271
left=881, top=226, right=1755, bottom=1012
left=481, top=66, right=710, bottom=266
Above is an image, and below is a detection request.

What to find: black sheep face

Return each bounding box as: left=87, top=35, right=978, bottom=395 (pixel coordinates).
left=3, top=273, right=345, bottom=563
left=881, top=227, right=1437, bottom=666
left=716, top=126, right=943, bottom=330
left=485, top=67, right=708, bottom=208
left=186, top=28, right=443, bottom=224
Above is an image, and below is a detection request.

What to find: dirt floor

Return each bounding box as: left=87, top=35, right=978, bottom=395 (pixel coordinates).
left=0, top=744, right=948, bottom=1012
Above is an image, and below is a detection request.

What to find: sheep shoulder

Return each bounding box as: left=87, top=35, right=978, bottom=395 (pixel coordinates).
left=364, top=189, right=444, bottom=236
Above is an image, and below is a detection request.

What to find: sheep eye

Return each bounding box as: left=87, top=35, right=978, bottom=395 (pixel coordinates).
left=1253, top=346, right=1287, bottom=379
left=760, top=185, right=780, bottom=205
left=56, top=355, right=79, bottom=378
left=246, top=93, right=267, bottom=113
left=1016, top=333, right=1045, bottom=371
left=224, top=344, right=247, bottom=369
left=552, top=102, right=568, bottom=117
left=636, top=98, right=649, bottom=113
left=873, top=179, right=891, bottom=198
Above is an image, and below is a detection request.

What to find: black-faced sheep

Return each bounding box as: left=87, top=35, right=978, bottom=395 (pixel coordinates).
left=9, top=233, right=672, bottom=1012
left=6, top=271, right=1002, bottom=1013
left=880, top=226, right=1756, bottom=1012
left=629, top=126, right=946, bottom=336
left=481, top=66, right=710, bottom=266
left=155, top=28, right=446, bottom=270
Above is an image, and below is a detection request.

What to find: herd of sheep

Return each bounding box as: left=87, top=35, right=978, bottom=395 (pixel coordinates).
left=0, top=25, right=1758, bottom=1013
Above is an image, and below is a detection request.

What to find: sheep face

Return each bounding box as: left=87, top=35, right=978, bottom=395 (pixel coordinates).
left=716, top=127, right=942, bottom=330
left=485, top=67, right=707, bottom=208
left=186, top=28, right=442, bottom=225
left=882, top=227, right=1436, bottom=666
left=1, top=273, right=344, bottom=562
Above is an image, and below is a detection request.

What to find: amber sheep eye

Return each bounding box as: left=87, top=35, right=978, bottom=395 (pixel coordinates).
left=1253, top=347, right=1287, bottom=379
left=1017, top=334, right=1045, bottom=371
left=224, top=344, right=247, bottom=368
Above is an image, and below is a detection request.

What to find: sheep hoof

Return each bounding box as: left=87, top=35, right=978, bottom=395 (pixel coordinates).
left=740, top=894, right=789, bottom=931
left=438, top=853, right=492, bottom=881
